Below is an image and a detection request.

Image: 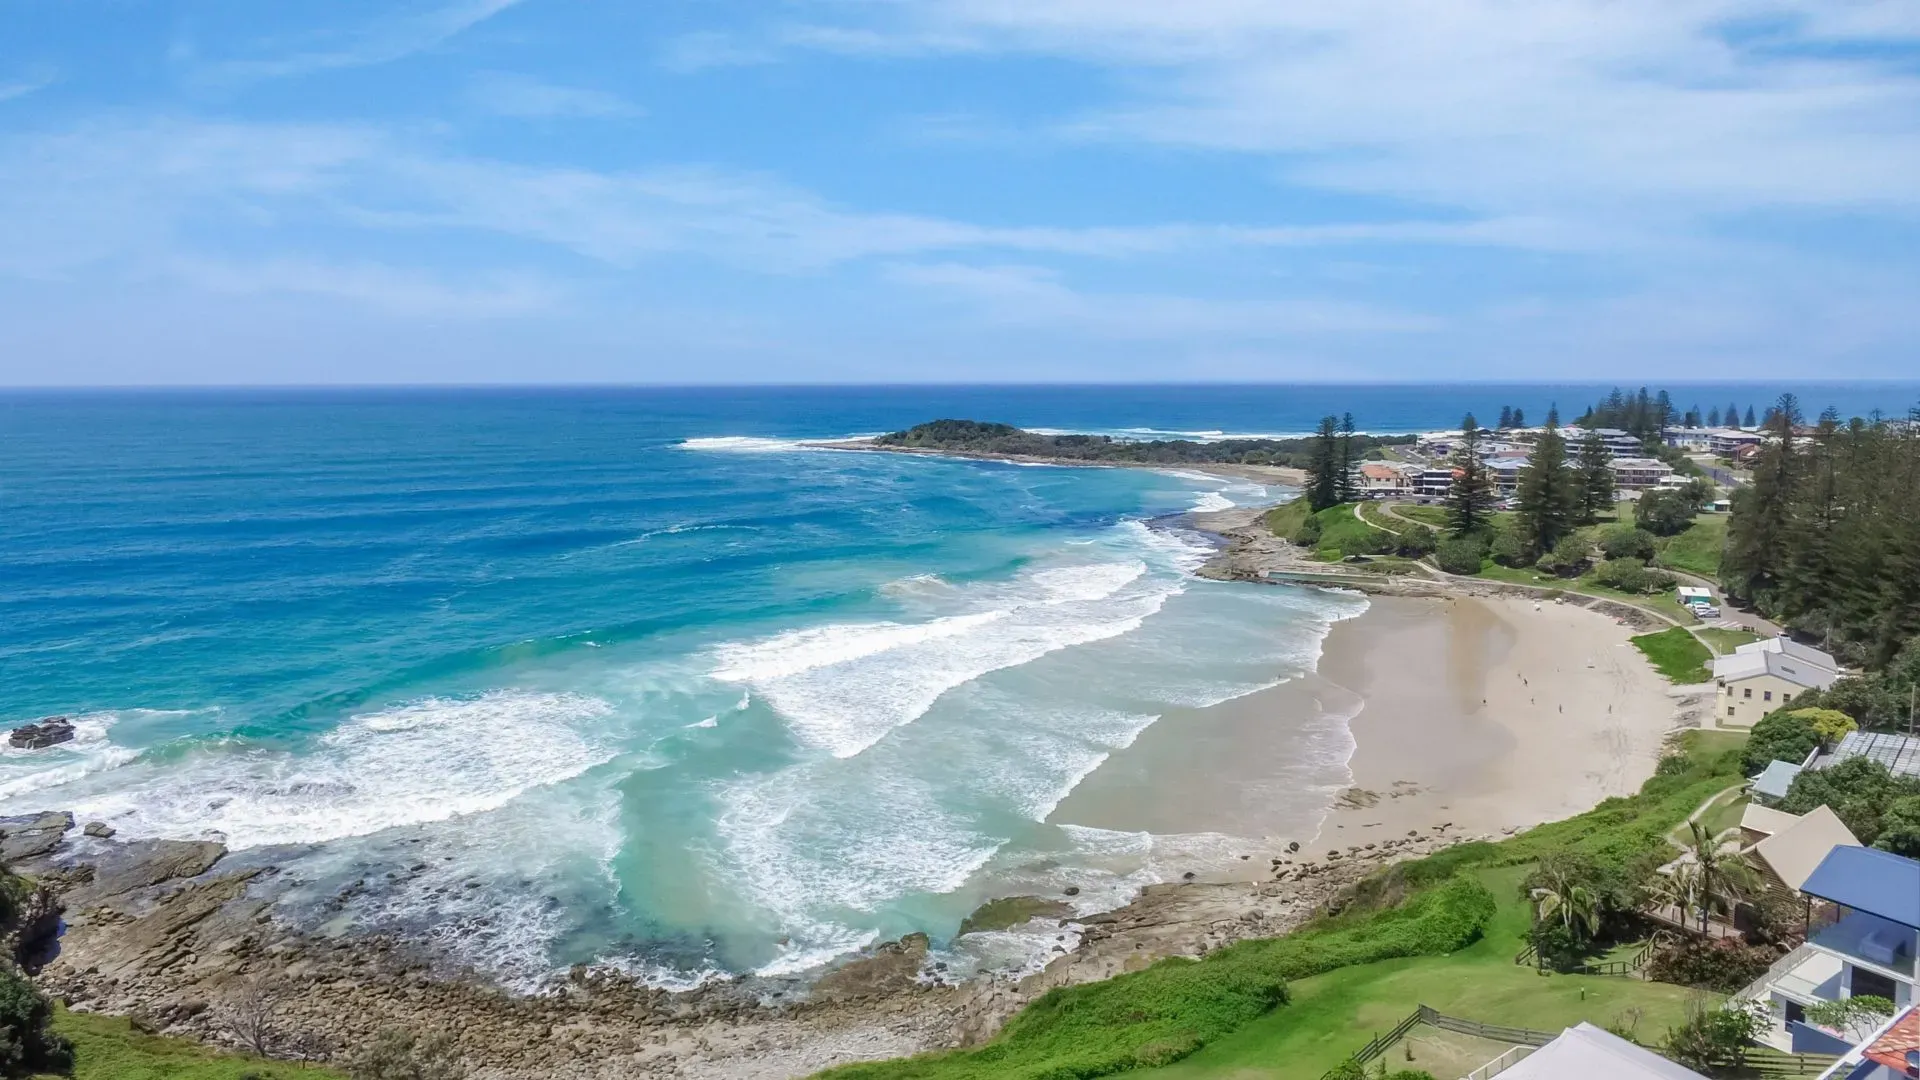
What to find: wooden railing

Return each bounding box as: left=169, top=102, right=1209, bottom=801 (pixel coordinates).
left=1317, top=1006, right=1556, bottom=1080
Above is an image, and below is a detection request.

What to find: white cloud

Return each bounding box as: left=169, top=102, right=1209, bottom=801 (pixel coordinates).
left=467, top=72, right=643, bottom=119
left=203, top=0, right=524, bottom=81
left=0, top=67, right=56, bottom=103
left=167, top=256, right=562, bottom=317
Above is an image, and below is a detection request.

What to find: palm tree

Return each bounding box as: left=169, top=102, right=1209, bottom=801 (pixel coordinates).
left=1648, top=862, right=1705, bottom=930
left=1533, top=868, right=1603, bottom=944
left=1681, top=821, right=1760, bottom=931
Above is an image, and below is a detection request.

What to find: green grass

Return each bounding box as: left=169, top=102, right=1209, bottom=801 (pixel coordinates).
left=1696, top=627, right=1762, bottom=655
left=1133, top=868, right=1703, bottom=1080
left=1462, top=561, right=1700, bottom=625
left=1355, top=501, right=1405, bottom=533
left=47, top=1009, right=346, bottom=1080
left=817, top=732, right=1749, bottom=1080
left=1655, top=517, right=1728, bottom=578
left=1631, top=627, right=1714, bottom=683
left=1700, top=792, right=1751, bottom=839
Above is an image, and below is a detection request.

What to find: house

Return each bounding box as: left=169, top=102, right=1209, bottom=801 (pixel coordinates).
left=1358, top=462, right=1413, bottom=495
left=1736, top=442, right=1765, bottom=466
left=1484, top=454, right=1530, bottom=494
left=1713, top=644, right=1841, bottom=727
left=1753, top=760, right=1806, bottom=804
left=1463, top=1022, right=1709, bottom=1079
left=1811, top=1003, right=1920, bottom=1079
left=1742, top=804, right=1862, bottom=896
left=1738, top=637, right=1841, bottom=673
left=1587, top=427, right=1650, bottom=458
left=1665, top=428, right=1716, bottom=451
left=1711, top=429, right=1767, bottom=456
left=1739, top=846, right=1920, bottom=1053
left=1610, top=456, right=1677, bottom=490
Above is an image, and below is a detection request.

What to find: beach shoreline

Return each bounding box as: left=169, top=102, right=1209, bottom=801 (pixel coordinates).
left=799, top=436, right=1311, bottom=487
left=14, top=494, right=1699, bottom=1079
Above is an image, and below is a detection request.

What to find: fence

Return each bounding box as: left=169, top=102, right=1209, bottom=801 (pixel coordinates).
left=1316, top=1006, right=1556, bottom=1080
left=1462, top=1044, right=1535, bottom=1080
left=1513, top=938, right=1653, bottom=976
left=1742, top=1046, right=1840, bottom=1079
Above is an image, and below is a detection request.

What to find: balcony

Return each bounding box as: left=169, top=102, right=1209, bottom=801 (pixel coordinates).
left=1809, top=906, right=1920, bottom=980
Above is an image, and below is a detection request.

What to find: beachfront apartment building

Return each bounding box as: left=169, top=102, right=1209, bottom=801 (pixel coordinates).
left=1664, top=428, right=1717, bottom=451
left=1739, top=846, right=1920, bottom=1055
left=1711, top=429, right=1768, bottom=457
left=1414, top=467, right=1457, bottom=497
left=1485, top=454, right=1529, bottom=494
left=1713, top=637, right=1841, bottom=727
left=1358, top=462, right=1415, bottom=495
left=1609, top=457, right=1676, bottom=490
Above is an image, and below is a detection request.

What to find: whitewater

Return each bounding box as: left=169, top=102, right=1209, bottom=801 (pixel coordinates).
left=0, top=388, right=1370, bottom=990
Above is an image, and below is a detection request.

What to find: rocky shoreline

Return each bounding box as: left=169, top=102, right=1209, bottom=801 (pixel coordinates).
left=799, top=438, right=1310, bottom=487
left=2, top=798, right=1481, bottom=1078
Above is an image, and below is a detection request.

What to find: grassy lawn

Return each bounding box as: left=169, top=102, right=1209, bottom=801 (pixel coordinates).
left=1696, top=627, right=1762, bottom=655
left=1655, top=517, right=1729, bottom=578
left=1463, top=561, right=1700, bottom=625
left=1356, top=501, right=1405, bottom=533
left=1631, top=627, right=1715, bottom=683
left=44, top=1009, right=345, bottom=1080
left=1134, top=868, right=1705, bottom=1080
left=1701, top=792, right=1751, bottom=838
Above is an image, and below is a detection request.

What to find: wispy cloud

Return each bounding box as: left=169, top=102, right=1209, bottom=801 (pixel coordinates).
left=466, top=72, right=643, bottom=119
left=168, top=255, right=562, bottom=317
left=0, top=66, right=56, bottom=104
left=203, top=0, right=523, bottom=82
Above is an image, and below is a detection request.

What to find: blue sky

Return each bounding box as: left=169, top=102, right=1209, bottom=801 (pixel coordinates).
left=3, top=1, right=1920, bottom=384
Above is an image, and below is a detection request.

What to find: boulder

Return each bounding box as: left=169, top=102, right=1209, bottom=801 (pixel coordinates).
left=84, top=821, right=116, bottom=839
left=0, top=811, right=74, bottom=862
left=8, top=716, right=75, bottom=750
left=63, top=838, right=227, bottom=909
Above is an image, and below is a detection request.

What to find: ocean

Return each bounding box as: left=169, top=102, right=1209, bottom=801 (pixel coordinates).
left=2, top=383, right=1914, bottom=990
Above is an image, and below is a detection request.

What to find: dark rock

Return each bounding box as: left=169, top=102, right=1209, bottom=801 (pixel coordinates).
left=84, top=821, right=116, bottom=839
left=9, top=716, right=76, bottom=750
left=63, top=838, right=228, bottom=909
left=1062, top=886, right=1080, bottom=897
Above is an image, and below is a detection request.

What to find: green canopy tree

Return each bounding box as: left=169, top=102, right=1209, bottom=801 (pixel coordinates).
left=1445, top=413, right=1497, bottom=537
left=1515, top=410, right=1578, bottom=558
left=1575, top=430, right=1616, bottom=524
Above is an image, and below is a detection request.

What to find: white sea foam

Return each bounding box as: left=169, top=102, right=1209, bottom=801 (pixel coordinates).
left=710, top=560, right=1168, bottom=758
left=677, top=436, right=816, bottom=453
left=1189, top=492, right=1235, bottom=513
left=687, top=716, right=719, bottom=729
left=51, top=690, right=617, bottom=849
left=0, top=714, right=142, bottom=802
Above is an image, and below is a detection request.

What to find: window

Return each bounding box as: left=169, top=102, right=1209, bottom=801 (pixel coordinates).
left=1728, top=706, right=1737, bottom=718
left=1783, top=693, right=1793, bottom=702
left=1852, top=966, right=1899, bottom=1002
left=1744, top=687, right=1753, bottom=699
left=1765, top=690, right=1774, bottom=702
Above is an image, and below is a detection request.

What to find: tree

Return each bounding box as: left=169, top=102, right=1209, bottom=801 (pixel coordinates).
left=1875, top=797, right=1920, bottom=858
left=1663, top=1000, right=1761, bottom=1073
left=346, top=1028, right=465, bottom=1080
left=1574, top=430, right=1616, bottom=523
left=0, top=968, right=71, bottom=1077
left=1396, top=523, right=1438, bottom=557
left=1679, top=820, right=1759, bottom=932
left=1707, top=406, right=1722, bottom=427
left=1335, top=413, right=1359, bottom=504
left=1788, top=707, right=1856, bottom=745
left=1497, top=404, right=1514, bottom=429
left=1634, top=489, right=1698, bottom=537
left=1781, top=756, right=1920, bottom=845
left=1744, top=405, right=1757, bottom=427
left=1307, top=415, right=1341, bottom=512
left=1723, top=394, right=1803, bottom=605
left=222, top=982, right=284, bottom=1059
left=1435, top=536, right=1485, bottom=575
left=1511, top=407, right=1526, bottom=428
left=1445, top=413, right=1497, bottom=537
left=1514, top=412, right=1577, bottom=558
left=1806, top=996, right=1896, bottom=1043
left=1725, top=402, right=1742, bottom=429
left=1599, top=524, right=1657, bottom=561
left=1535, top=533, right=1592, bottom=578
left=1741, top=708, right=1822, bottom=774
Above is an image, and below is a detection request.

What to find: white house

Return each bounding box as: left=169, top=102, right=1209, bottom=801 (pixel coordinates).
left=1714, top=639, right=1841, bottom=727
left=1465, top=1022, right=1709, bottom=1079
left=1610, top=457, right=1677, bottom=490
left=1711, top=429, right=1767, bottom=457
left=1737, top=637, right=1841, bottom=673
left=1357, top=462, right=1414, bottom=495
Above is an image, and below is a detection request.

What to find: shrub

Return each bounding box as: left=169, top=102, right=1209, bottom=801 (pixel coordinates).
left=1787, top=707, right=1856, bottom=745
left=1338, top=531, right=1395, bottom=559
left=1740, top=709, right=1822, bottom=775
left=0, top=967, right=71, bottom=1077
left=1534, top=534, right=1592, bottom=578
left=345, top=1028, right=464, bottom=1080
left=1435, top=537, right=1485, bottom=576
left=1662, top=1000, right=1761, bottom=1073
left=1487, top=527, right=1531, bottom=568
left=1876, top=797, right=1920, bottom=858
left=1780, top=756, right=1920, bottom=845
left=1644, top=938, right=1777, bottom=993
left=1599, top=524, right=1658, bottom=561
left=1593, top=558, right=1675, bottom=595
left=1292, top=515, right=1323, bottom=547
left=1396, top=524, right=1438, bottom=558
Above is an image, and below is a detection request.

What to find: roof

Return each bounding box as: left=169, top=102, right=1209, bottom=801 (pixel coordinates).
left=1678, top=586, right=1713, bottom=600
left=1500, top=1022, right=1709, bottom=1080
left=1741, top=803, right=1802, bottom=837
left=1828, top=732, right=1920, bottom=780
left=1712, top=650, right=1841, bottom=690
left=1863, top=1006, right=1920, bottom=1073
left=1358, top=463, right=1407, bottom=480
left=1752, top=759, right=1803, bottom=800
left=1752, top=805, right=1861, bottom=893
left=1801, top=846, right=1920, bottom=929
left=1736, top=636, right=1839, bottom=672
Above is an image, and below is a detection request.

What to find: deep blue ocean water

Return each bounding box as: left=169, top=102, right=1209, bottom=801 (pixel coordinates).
left=2, top=383, right=1914, bottom=987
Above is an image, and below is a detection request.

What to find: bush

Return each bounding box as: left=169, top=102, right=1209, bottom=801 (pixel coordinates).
left=1487, top=526, right=1531, bottom=568
left=1396, top=524, right=1438, bottom=558
left=1787, top=707, right=1856, bottom=745
left=0, top=967, right=71, bottom=1077
left=1599, top=524, right=1658, bottom=561
left=1876, top=797, right=1920, bottom=858
left=1292, top=515, right=1323, bottom=547
left=1780, top=756, right=1920, bottom=845
left=1644, top=938, right=1777, bottom=993
left=1635, top=489, right=1698, bottom=536
left=1435, top=537, right=1485, bottom=575
left=1338, top=531, right=1395, bottom=559
left=1662, top=1000, right=1761, bottom=1073
left=1740, top=709, right=1822, bottom=775
left=1534, top=534, right=1592, bottom=578
left=345, top=1028, right=464, bottom=1080
left=1593, top=558, right=1675, bottom=596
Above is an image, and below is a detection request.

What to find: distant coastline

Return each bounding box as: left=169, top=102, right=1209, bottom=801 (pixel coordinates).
left=802, top=435, right=1312, bottom=486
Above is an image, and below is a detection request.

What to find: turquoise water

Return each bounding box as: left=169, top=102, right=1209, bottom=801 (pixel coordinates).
left=2, top=385, right=1911, bottom=988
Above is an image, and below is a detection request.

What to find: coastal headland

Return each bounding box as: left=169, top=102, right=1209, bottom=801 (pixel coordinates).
left=6, top=434, right=1701, bottom=1080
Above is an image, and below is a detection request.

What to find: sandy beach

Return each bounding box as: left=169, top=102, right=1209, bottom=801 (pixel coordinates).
left=1055, top=589, right=1679, bottom=868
